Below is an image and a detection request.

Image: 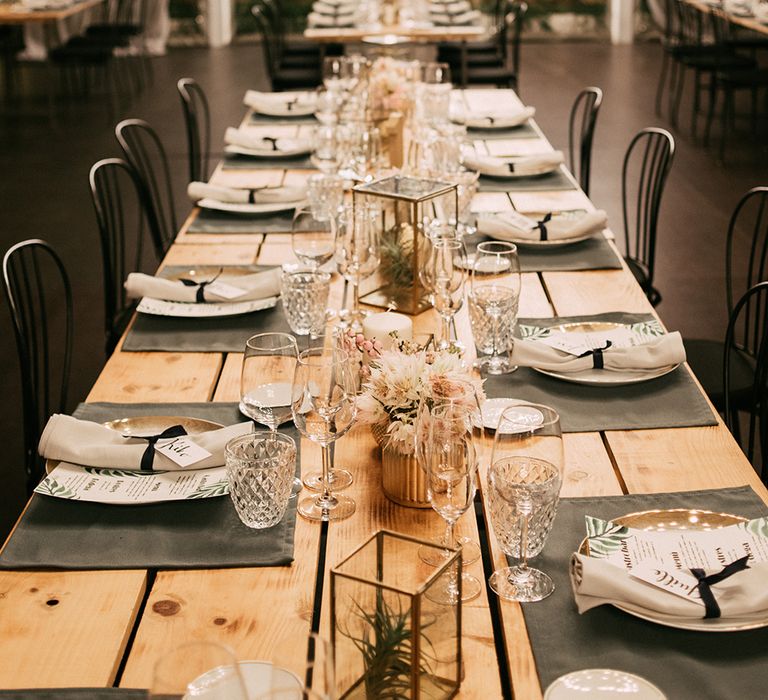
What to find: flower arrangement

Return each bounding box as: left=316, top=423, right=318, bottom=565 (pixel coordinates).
left=355, top=336, right=484, bottom=455
left=367, top=57, right=414, bottom=117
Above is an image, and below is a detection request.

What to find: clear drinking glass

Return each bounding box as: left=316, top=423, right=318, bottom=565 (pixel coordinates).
left=257, top=634, right=335, bottom=700
left=422, top=236, right=467, bottom=351
left=306, top=175, right=344, bottom=223
left=149, top=641, right=248, bottom=700
left=225, top=431, right=296, bottom=529
left=334, top=203, right=381, bottom=333
left=488, top=403, right=563, bottom=602
left=448, top=169, right=479, bottom=235
left=292, top=347, right=357, bottom=522
left=312, top=125, right=340, bottom=174
left=322, top=55, right=344, bottom=92
left=281, top=270, right=331, bottom=347
left=424, top=403, right=482, bottom=603
left=239, top=333, right=300, bottom=497
left=469, top=241, right=522, bottom=375
left=292, top=207, right=336, bottom=269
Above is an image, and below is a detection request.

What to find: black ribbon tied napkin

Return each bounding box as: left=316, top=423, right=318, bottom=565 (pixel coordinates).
left=534, top=212, right=552, bottom=241
left=179, top=268, right=223, bottom=303
left=577, top=340, right=612, bottom=369
left=139, top=424, right=187, bottom=471
left=691, top=554, right=751, bottom=619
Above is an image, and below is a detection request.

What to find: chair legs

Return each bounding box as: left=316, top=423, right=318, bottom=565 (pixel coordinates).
left=655, top=51, right=670, bottom=117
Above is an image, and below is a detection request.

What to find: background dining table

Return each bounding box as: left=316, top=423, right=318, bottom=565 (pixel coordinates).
left=0, top=87, right=765, bottom=699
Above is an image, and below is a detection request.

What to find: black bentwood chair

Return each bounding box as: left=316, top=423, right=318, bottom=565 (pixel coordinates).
left=724, top=281, right=768, bottom=483
left=89, top=157, right=163, bottom=355
left=686, top=187, right=768, bottom=417
left=115, top=118, right=178, bottom=256
left=177, top=77, right=211, bottom=184
left=568, top=86, right=603, bottom=198
left=621, top=128, right=676, bottom=308
left=2, top=240, right=73, bottom=494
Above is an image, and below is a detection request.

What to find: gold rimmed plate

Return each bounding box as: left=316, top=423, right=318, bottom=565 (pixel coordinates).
left=578, top=508, right=768, bottom=632
left=532, top=321, right=679, bottom=387
left=45, top=415, right=224, bottom=474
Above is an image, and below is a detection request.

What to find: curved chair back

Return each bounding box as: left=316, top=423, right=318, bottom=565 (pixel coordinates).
left=89, top=157, right=160, bottom=354
left=724, top=280, right=768, bottom=482
left=621, top=127, right=675, bottom=307
left=177, top=77, right=211, bottom=183
left=568, top=86, right=603, bottom=198
left=115, top=118, right=177, bottom=257
left=502, top=1, right=527, bottom=77
left=251, top=4, right=279, bottom=82
left=2, top=239, right=73, bottom=493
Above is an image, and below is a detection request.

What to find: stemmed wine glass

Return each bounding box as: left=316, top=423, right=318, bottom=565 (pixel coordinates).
left=149, top=641, right=247, bottom=700
left=291, top=347, right=357, bottom=522
left=469, top=241, right=521, bottom=375
left=488, top=403, right=563, bottom=602
left=414, top=378, right=483, bottom=567
left=240, top=333, right=301, bottom=496
left=424, top=403, right=483, bottom=602
left=422, top=234, right=467, bottom=351
left=334, top=203, right=381, bottom=333
left=292, top=207, right=336, bottom=271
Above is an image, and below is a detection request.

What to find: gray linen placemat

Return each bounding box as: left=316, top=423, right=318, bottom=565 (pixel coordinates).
left=463, top=232, right=622, bottom=272
left=0, top=403, right=299, bottom=570
left=482, top=313, right=717, bottom=432
left=187, top=208, right=295, bottom=234
left=518, top=486, right=768, bottom=699
left=122, top=265, right=291, bottom=353
left=0, top=692, right=146, bottom=699
left=468, top=122, right=537, bottom=139
left=478, top=167, right=577, bottom=193
left=222, top=154, right=316, bottom=170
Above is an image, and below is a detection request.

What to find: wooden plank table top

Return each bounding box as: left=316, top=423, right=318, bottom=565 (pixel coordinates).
left=684, top=0, right=768, bottom=36
left=0, top=0, right=102, bottom=24
left=1, top=89, right=765, bottom=698
left=304, top=23, right=488, bottom=44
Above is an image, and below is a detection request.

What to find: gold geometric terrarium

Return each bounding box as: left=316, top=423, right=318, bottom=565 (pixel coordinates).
left=353, top=175, right=459, bottom=315
left=331, top=530, right=462, bottom=699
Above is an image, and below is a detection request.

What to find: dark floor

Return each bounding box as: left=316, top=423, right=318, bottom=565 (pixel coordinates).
left=0, top=40, right=766, bottom=538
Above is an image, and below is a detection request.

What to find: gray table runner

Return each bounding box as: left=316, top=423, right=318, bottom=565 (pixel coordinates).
left=222, top=154, right=316, bottom=170
left=520, top=486, right=768, bottom=699
left=463, top=231, right=622, bottom=272
left=478, top=168, right=577, bottom=193
left=0, top=692, right=146, bottom=699
left=482, top=313, right=717, bottom=432
left=469, top=122, right=537, bottom=139
left=0, top=403, right=299, bottom=570
left=187, top=208, right=295, bottom=234
left=122, top=265, right=291, bottom=353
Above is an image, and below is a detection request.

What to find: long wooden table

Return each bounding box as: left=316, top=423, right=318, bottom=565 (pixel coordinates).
left=1, top=89, right=766, bottom=698
left=0, top=0, right=102, bottom=25
left=684, top=0, right=768, bottom=36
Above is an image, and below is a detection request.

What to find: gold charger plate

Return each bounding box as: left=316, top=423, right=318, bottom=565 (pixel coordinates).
left=532, top=321, right=679, bottom=387
left=45, top=416, right=224, bottom=474
left=578, top=508, right=768, bottom=632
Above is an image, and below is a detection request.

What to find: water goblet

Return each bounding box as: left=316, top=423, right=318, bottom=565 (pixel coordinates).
left=424, top=403, right=483, bottom=603
left=292, top=347, right=357, bottom=522
left=468, top=241, right=521, bottom=375
left=306, top=174, right=344, bottom=223
left=488, top=403, right=563, bottom=602
left=322, top=55, right=344, bottom=92
left=281, top=269, right=331, bottom=348
left=422, top=235, right=467, bottom=351
left=149, top=641, right=248, bottom=700
left=334, top=203, right=381, bottom=333
left=312, top=125, right=340, bottom=174
left=292, top=206, right=336, bottom=269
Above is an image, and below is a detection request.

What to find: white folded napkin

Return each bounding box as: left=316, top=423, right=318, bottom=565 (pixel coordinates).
left=244, top=90, right=317, bottom=117
left=187, top=181, right=307, bottom=205
left=463, top=150, right=564, bottom=177
left=313, top=0, right=356, bottom=14
left=224, top=127, right=312, bottom=155
left=431, top=9, right=481, bottom=24
left=511, top=331, right=686, bottom=373
left=428, top=0, right=470, bottom=14
left=125, top=267, right=282, bottom=303
left=22, top=0, right=73, bottom=9
left=39, top=414, right=253, bottom=472
left=571, top=552, right=768, bottom=621
left=307, top=11, right=354, bottom=26
left=477, top=209, right=608, bottom=242
left=455, top=105, right=535, bottom=129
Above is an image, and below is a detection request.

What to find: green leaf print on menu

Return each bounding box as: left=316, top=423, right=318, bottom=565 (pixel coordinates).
left=745, top=516, right=768, bottom=540
left=518, top=323, right=551, bottom=341
left=36, top=477, right=78, bottom=500
left=186, top=480, right=230, bottom=499
left=83, top=467, right=144, bottom=477
left=584, top=515, right=631, bottom=558
left=629, top=320, right=665, bottom=340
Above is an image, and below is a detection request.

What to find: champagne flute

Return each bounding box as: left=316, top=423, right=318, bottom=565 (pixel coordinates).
left=149, top=641, right=247, bottom=700
left=292, top=347, right=357, bottom=521
left=334, top=203, right=381, bottom=333
left=488, top=403, right=563, bottom=602
left=414, top=378, right=483, bottom=567
left=240, top=333, right=301, bottom=496
left=425, top=403, right=482, bottom=603
left=422, top=235, right=467, bottom=351
left=469, top=241, right=521, bottom=375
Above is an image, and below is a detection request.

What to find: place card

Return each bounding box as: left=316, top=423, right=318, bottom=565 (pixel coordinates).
left=155, top=436, right=212, bottom=468
left=35, top=463, right=229, bottom=504
left=539, top=326, right=636, bottom=357
left=203, top=280, right=246, bottom=300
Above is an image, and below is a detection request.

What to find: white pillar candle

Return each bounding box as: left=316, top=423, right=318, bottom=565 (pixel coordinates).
left=362, top=312, right=413, bottom=352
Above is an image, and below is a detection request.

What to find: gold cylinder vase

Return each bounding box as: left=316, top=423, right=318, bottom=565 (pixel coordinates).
left=371, top=422, right=431, bottom=508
